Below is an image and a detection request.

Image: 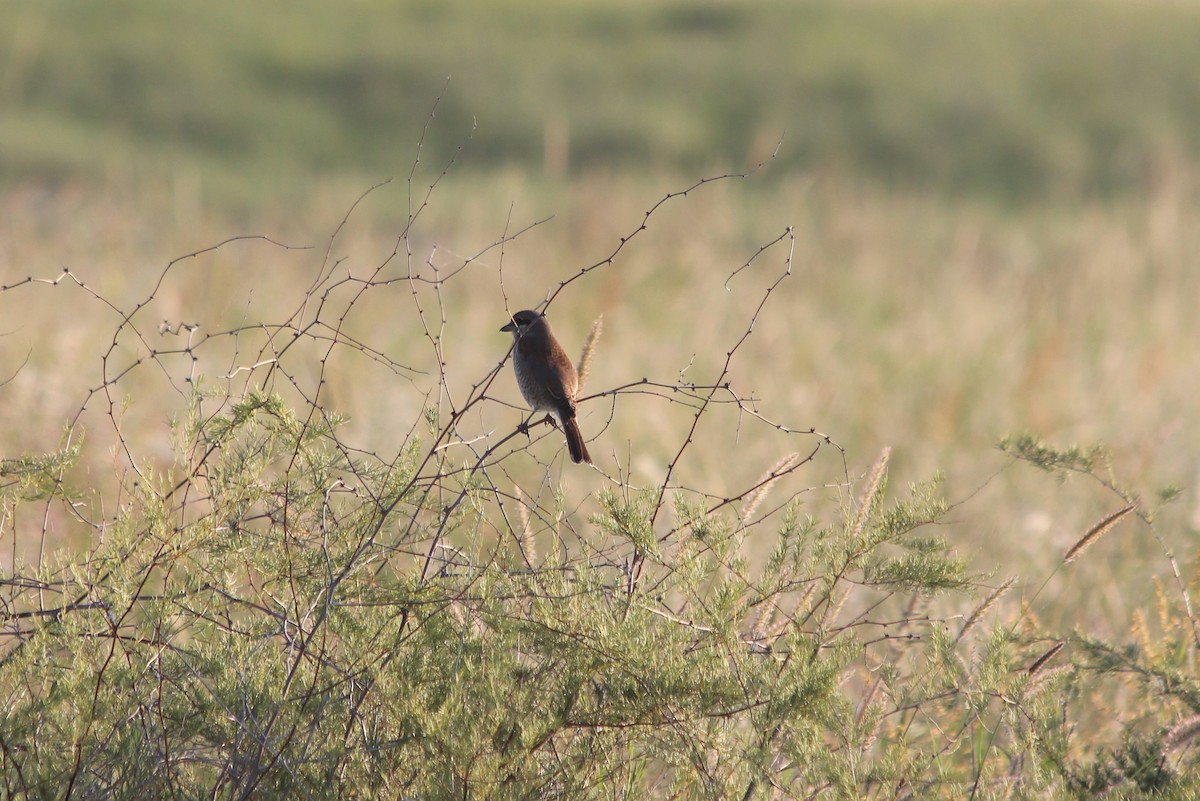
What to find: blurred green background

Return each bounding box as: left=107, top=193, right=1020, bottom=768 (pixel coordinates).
left=1, top=0, right=1199, bottom=632
left=5, top=0, right=1200, bottom=206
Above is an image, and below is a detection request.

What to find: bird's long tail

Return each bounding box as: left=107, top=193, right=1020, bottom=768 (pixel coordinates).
left=563, top=416, right=591, bottom=464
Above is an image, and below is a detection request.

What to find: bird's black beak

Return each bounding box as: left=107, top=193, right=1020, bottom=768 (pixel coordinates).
left=500, top=320, right=516, bottom=332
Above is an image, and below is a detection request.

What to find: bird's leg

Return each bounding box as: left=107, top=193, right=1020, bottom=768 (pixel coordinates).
left=517, top=413, right=558, bottom=438
left=517, top=415, right=534, bottom=437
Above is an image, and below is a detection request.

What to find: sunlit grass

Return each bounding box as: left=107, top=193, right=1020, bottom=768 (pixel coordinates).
left=2, top=1, right=1200, bottom=791
left=3, top=166, right=1197, bottom=610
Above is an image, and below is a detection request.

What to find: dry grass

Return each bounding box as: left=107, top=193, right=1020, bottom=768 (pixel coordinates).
left=1, top=166, right=1197, bottom=634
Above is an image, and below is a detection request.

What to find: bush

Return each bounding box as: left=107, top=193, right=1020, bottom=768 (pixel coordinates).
left=1, top=164, right=1198, bottom=800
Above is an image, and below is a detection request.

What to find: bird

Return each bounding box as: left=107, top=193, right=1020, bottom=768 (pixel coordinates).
left=500, top=309, right=591, bottom=464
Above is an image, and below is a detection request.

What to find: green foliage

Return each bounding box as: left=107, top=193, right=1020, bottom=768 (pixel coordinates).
left=0, top=382, right=1050, bottom=798
left=999, top=432, right=1107, bottom=477
left=0, top=438, right=81, bottom=501
left=1000, top=433, right=1186, bottom=528
left=592, top=488, right=659, bottom=555
left=10, top=395, right=1198, bottom=798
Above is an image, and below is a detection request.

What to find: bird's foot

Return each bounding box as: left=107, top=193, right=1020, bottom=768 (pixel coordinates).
left=517, top=414, right=557, bottom=438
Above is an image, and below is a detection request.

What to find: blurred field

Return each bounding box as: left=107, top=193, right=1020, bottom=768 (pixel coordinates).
left=6, top=0, right=1200, bottom=205
left=2, top=0, right=1200, bottom=772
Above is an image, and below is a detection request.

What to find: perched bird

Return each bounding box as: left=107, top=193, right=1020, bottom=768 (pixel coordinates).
left=501, top=309, right=591, bottom=464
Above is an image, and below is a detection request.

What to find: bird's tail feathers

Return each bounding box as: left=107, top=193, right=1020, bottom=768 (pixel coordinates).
left=563, top=417, right=591, bottom=464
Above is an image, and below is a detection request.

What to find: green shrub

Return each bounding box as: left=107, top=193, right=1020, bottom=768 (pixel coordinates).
left=1, top=170, right=1198, bottom=800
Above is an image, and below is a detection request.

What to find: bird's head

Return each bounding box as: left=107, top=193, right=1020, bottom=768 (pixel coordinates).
left=500, top=309, right=543, bottom=335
